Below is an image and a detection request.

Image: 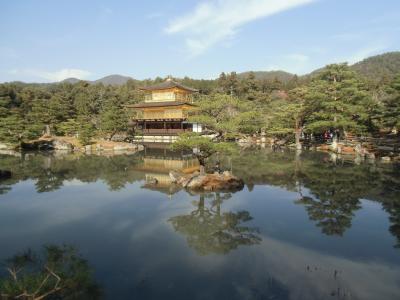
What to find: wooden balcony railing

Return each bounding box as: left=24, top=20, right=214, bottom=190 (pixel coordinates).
left=141, top=128, right=190, bottom=135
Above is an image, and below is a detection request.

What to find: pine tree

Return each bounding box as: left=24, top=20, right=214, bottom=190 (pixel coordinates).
left=286, top=74, right=299, bottom=90
left=263, top=98, right=297, bottom=139
left=241, top=71, right=260, bottom=100
left=190, top=94, right=256, bottom=137
left=99, top=96, right=128, bottom=140
left=77, top=117, right=95, bottom=146
left=171, top=133, right=235, bottom=174
left=288, top=87, right=309, bottom=148
left=217, top=72, right=228, bottom=93
left=305, top=63, right=373, bottom=139
left=0, top=87, right=37, bottom=144
left=381, top=73, right=400, bottom=132
left=0, top=109, right=25, bottom=144
left=226, top=72, right=239, bottom=96
left=57, top=118, right=80, bottom=136
left=271, top=77, right=283, bottom=91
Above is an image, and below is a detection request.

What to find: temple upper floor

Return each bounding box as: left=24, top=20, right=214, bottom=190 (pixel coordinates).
left=144, top=90, right=193, bottom=103
left=140, top=78, right=198, bottom=103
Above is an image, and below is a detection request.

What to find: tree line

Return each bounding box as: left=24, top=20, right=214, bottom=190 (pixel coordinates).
left=0, top=63, right=399, bottom=146
left=191, top=64, right=400, bottom=146
left=0, top=80, right=141, bottom=145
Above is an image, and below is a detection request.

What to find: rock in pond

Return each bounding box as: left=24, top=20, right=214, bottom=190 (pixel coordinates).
left=53, top=139, right=74, bottom=151
left=113, top=144, right=139, bottom=151
left=0, top=143, right=15, bottom=150
left=170, top=170, right=244, bottom=192
left=169, top=170, right=181, bottom=183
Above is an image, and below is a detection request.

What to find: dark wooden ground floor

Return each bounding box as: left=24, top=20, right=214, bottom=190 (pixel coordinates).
left=132, top=119, right=200, bottom=135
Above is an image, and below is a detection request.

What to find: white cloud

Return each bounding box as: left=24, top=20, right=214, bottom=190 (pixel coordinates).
left=9, top=68, right=91, bottom=82
left=165, top=0, right=316, bottom=56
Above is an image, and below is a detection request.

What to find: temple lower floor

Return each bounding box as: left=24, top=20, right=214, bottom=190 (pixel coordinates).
left=133, top=119, right=201, bottom=136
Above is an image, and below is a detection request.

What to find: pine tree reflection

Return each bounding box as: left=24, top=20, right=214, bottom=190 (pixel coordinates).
left=296, top=196, right=361, bottom=236
left=294, top=156, right=364, bottom=236
left=169, top=193, right=261, bottom=255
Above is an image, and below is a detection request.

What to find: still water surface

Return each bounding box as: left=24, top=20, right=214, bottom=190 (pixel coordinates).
left=0, top=147, right=399, bottom=299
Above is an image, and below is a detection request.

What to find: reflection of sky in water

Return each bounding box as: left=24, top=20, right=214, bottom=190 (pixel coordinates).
left=0, top=151, right=400, bottom=299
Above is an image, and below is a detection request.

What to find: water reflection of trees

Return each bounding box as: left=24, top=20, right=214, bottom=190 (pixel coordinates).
left=295, top=161, right=369, bottom=236
left=300, top=158, right=400, bottom=244
left=0, top=244, right=101, bottom=299
left=169, top=193, right=261, bottom=255
left=228, top=148, right=400, bottom=245
left=295, top=196, right=361, bottom=236
left=0, top=153, right=144, bottom=194
left=380, top=193, right=400, bottom=248
left=1, top=149, right=400, bottom=247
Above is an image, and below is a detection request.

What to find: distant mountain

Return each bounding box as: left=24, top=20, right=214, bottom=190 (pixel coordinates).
left=61, top=77, right=81, bottom=84
left=59, top=74, right=135, bottom=86
left=306, top=52, right=400, bottom=82
left=4, top=52, right=399, bottom=86
left=230, top=53, right=400, bottom=84
left=238, top=70, right=295, bottom=83
left=351, top=52, right=400, bottom=82
left=93, top=74, right=134, bottom=85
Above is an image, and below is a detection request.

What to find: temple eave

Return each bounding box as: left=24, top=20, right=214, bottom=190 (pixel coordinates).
left=132, top=118, right=188, bottom=122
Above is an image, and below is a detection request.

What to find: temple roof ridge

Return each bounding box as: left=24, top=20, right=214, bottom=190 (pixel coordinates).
left=125, top=101, right=195, bottom=108
left=139, top=79, right=198, bottom=92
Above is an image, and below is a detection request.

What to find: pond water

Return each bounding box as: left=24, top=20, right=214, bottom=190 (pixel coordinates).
left=0, top=147, right=399, bottom=300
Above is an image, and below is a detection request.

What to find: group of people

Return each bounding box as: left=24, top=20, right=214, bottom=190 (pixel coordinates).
left=323, top=130, right=340, bottom=142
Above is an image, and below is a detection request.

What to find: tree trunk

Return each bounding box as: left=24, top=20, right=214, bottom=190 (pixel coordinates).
left=45, top=124, right=51, bottom=136
left=197, top=156, right=206, bottom=175
left=199, top=165, right=205, bottom=175
left=109, top=130, right=117, bottom=141
left=199, top=194, right=205, bottom=216
left=295, top=119, right=302, bottom=150
left=331, top=136, right=338, bottom=152
left=294, top=149, right=302, bottom=197
left=331, top=107, right=339, bottom=151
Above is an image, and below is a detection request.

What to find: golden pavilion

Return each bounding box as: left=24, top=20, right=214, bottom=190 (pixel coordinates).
left=126, top=78, right=202, bottom=143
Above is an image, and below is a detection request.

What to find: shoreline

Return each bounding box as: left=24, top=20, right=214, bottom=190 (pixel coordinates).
left=0, top=136, right=144, bottom=156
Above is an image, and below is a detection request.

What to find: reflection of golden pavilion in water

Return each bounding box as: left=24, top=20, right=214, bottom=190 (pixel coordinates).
left=136, top=147, right=199, bottom=197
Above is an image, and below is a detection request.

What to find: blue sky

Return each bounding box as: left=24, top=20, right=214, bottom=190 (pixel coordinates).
left=1, top=0, right=399, bottom=82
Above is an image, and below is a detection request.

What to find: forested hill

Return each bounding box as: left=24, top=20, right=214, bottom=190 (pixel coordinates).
left=6, top=52, right=399, bottom=87
left=308, top=52, right=400, bottom=82
left=61, top=74, right=135, bottom=86
left=61, top=78, right=81, bottom=84
left=237, top=71, right=295, bottom=83
left=94, top=75, right=135, bottom=85
left=351, top=52, right=400, bottom=83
